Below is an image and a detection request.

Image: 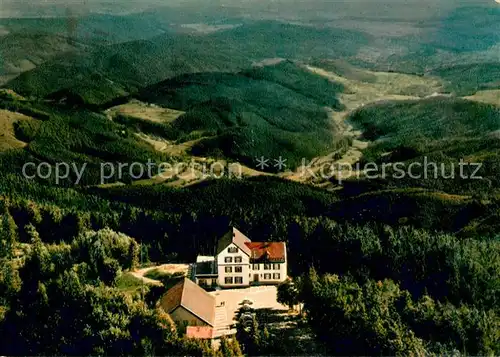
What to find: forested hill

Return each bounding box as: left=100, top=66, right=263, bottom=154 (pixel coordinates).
left=2, top=21, right=369, bottom=106
left=0, top=61, right=346, bottom=180
left=135, top=61, right=345, bottom=170
left=0, top=169, right=499, bottom=355
left=346, top=97, right=500, bottom=196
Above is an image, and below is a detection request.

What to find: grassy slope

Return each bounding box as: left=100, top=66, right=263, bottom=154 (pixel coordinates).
left=304, top=63, right=443, bottom=108
left=106, top=100, right=185, bottom=124
left=0, top=109, right=34, bottom=151
left=464, top=90, right=500, bottom=106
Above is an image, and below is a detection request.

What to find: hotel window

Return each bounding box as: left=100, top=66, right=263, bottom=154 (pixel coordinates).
left=252, top=264, right=260, bottom=270
left=273, top=273, right=280, bottom=280
left=225, top=266, right=232, bottom=273
left=264, top=264, right=271, bottom=270
left=228, top=247, right=238, bottom=253
left=235, top=277, right=243, bottom=284
left=264, top=273, right=271, bottom=280
left=235, top=256, right=242, bottom=263
left=235, top=266, right=243, bottom=273
left=225, top=257, right=232, bottom=263
left=273, top=263, right=280, bottom=270
left=225, top=277, right=233, bottom=284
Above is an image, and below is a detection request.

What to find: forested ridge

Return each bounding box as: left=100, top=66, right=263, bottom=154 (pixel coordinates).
left=1, top=166, right=499, bottom=354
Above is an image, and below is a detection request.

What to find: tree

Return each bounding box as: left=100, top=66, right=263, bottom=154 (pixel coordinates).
left=0, top=212, right=17, bottom=258
left=302, top=273, right=428, bottom=356
left=0, top=259, right=21, bottom=305
left=219, top=336, right=243, bottom=357
left=236, top=306, right=257, bottom=355
left=71, top=228, right=141, bottom=283
left=277, top=278, right=300, bottom=311
left=0, top=251, right=209, bottom=356
left=235, top=306, right=275, bottom=356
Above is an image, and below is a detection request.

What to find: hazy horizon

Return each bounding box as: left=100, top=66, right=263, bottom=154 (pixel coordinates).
left=1, top=0, right=497, bottom=19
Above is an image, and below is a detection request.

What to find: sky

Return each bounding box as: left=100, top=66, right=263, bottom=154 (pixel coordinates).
left=0, top=0, right=496, bottom=19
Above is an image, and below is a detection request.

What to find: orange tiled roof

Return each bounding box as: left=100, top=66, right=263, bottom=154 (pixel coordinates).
left=245, top=242, right=286, bottom=262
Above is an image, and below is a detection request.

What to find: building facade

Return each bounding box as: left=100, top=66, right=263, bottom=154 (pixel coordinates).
left=247, top=241, right=287, bottom=285
left=194, top=256, right=218, bottom=287
left=195, top=227, right=287, bottom=288
left=217, top=241, right=252, bottom=287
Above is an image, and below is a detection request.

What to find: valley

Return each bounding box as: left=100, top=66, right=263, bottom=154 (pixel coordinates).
left=96, top=61, right=497, bottom=191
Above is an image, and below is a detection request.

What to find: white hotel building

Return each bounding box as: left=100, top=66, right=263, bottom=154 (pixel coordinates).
left=193, top=227, right=287, bottom=288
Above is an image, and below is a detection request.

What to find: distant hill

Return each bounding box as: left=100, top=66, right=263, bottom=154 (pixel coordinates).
left=0, top=32, right=87, bottom=85
left=347, top=97, right=500, bottom=195
left=0, top=13, right=171, bottom=44
left=136, top=61, right=346, bottom=171
left=2, top=21, right=370, bottom=106
left=350, top=97, right=500, bottom=155
left=428, top=5, right=500, bottom=54
left=3, top=34, right=251, bottom=106
left=0, top=13, right=179, bottom=84
left=206, top=21, right=370, bottom=60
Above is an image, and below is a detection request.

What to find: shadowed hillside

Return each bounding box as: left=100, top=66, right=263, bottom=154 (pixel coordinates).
left=347, top=97, right=500, bottom=195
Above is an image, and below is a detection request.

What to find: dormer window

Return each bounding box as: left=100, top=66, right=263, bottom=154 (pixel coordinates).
left=228, top=247, right=238, bottom=253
